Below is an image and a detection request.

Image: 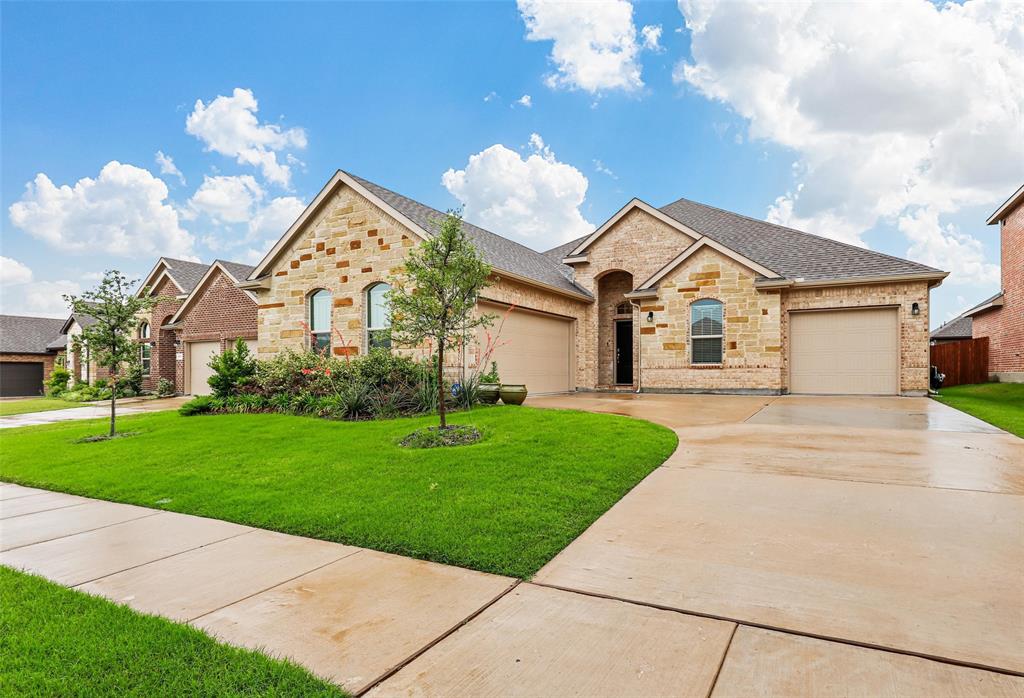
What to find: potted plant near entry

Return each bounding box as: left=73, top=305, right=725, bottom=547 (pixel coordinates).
left=479, top=361, right=501, bottom=404
left=499, top=383, right=528, bottom=405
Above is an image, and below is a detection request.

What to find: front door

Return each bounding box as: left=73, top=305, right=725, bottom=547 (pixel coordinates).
left=615, top=320, right=633, bottom=385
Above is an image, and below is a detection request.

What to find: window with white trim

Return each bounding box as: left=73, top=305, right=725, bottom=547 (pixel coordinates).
left=690, top=299, right=723, bottom=364
left=366, top=283, right=391, bottom=349
left=139, top=322, right=151, bottom=376
left=309, top=289, right=332, bottom=353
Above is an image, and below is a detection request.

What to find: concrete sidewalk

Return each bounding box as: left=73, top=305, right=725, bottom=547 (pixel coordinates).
left=0, top=396, right=188, bottom=429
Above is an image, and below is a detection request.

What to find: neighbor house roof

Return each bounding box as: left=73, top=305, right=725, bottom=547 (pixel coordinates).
left=247, top=170, right=591, bottom=300
left=930, top=315, right=973, bottom=341
left=962, top=291, right=1004, bottom=318
left=137, top=257, right=212, bottom=297
left=59, top=303, right=99, bottom=335
left=168, top=259, right=257, bottom=325
left=0, top=315, right=67, bottom=355
left=987, top=183, right=1024, bottom=225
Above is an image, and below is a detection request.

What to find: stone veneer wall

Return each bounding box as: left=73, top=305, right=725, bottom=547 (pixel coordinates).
left=780, top=280, right=931, bottom=394
left=640, top=247, right=782, bottom=391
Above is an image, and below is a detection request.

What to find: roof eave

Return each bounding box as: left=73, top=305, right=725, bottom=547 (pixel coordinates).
left=492, top=267, right=593, bottom=302
left=963, top=295, right=1004, bottom=317
left=755, top=271, right=949, bottom=290
left=986, top=183, right=1024, bottom=225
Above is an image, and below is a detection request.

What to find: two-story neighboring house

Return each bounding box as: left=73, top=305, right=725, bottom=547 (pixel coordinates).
left=963, top=184, right=1024, bottom=382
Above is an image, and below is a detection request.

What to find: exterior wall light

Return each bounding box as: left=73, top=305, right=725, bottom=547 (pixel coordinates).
left=911, top=302, right=920, bottom=316
left=647, top=311, right=654, bottom=323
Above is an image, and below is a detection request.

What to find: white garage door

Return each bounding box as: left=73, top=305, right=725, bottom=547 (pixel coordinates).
left=790, top=308, right=899, bottom=395
left=188, top=341, right=221, bottom=395
left=481, top=302, right=573, bottom=394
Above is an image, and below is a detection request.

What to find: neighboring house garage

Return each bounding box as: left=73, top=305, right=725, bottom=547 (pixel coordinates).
left=789, top=308, right=899, bottom=395
left=0, top=315, right=67, bottom=397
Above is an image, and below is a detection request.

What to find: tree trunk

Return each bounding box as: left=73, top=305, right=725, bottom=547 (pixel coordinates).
left=109, top=370, right=117, bottom=437
left=437, top=342, right=446, bottom=429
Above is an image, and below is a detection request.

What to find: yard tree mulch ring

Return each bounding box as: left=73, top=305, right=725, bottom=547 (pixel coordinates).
left=400, top=424, right=481, bottom=449
left=75, top=431, right=142, bottom=444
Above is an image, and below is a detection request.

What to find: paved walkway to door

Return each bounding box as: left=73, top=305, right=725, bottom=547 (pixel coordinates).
left=2, top=394, right=1022, bottom=695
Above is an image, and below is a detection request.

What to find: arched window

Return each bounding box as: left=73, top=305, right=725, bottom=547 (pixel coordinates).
left=690, top=299, right=723, bottom=365
left=139, top=322, right=152, bottom=376
left=366, top=283, right=391, bottom=349
left=614, top=302, right=631, bottom=316
left=309, top=289, right=332, bottom=353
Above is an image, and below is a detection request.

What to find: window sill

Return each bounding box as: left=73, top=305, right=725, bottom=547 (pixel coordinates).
left=690, top=363, right=724, bottom=369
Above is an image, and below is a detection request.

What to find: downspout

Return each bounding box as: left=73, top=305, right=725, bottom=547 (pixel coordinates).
left=629, top=299, right=643, bottom=393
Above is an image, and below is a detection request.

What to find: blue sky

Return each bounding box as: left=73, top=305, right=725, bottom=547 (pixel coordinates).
left=2, top=1, right=1020, bottom=327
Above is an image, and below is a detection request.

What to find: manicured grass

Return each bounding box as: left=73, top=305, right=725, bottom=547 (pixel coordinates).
left=0, top=407, right=676, bottom=578
left=0, top=567, right=345, bottom=695
left=0, top=398, right=85, bottom=416
left=932, top=382, right=1024, bottom=437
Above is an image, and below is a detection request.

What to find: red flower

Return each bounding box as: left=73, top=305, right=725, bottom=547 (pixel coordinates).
left=324, top=369, right=331, bottom=376
left=300, top=368, right=312, bottom=375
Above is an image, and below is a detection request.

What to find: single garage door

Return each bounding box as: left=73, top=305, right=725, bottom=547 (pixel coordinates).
left=790, top=308, right=899, bottom=395
left=0, top=362, right=44, bottom=397
left=188, top=341, right=221, bottom=395
left=481, top=302, right=573, bottom=394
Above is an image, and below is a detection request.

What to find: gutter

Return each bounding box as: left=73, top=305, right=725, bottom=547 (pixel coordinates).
left=753, top=271, right=949, bottom=290
left=963, top=295, right=1004, bottom=317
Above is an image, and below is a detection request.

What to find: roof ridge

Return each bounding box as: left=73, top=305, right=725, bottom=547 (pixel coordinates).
left=660, top=195, right=942, bottom=275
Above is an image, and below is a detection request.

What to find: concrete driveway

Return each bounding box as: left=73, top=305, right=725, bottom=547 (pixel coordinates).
left=528, top=393, right=1024, bottom=681
left=0, top=396, right=189, bottom=429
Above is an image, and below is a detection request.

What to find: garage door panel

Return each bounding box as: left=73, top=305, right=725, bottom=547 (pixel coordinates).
left=0, top=362, right=45, bottom=397
left=790, top=309, right=898, bottom=395
left=481, top=303, right=572, bottom=395
left=188, top=342, right=221, bottom=396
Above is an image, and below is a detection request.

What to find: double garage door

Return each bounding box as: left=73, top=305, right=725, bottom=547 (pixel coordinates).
left=187, top=340, right=257, bottom=395
left=481, top=302, right=573, bottom=394
left=789, top=307, right=899, bottom=395
left=0, top=362, right=44, bottom=397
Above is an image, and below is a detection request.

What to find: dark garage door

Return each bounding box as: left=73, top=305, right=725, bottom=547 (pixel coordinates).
left=0, top=362, right=45, bottom=397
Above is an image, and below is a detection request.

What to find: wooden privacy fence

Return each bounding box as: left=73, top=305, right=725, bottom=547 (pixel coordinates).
left=930, top=337, right=989, bottom=387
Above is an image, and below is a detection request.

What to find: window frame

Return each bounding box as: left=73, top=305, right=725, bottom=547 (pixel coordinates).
left=308, top=289, right=332, bottom=353
left=139, top=322, right=152, bottom=376
left=366, top=282, right=392, bottom=350
left=690, top=299, right=724, bottom=366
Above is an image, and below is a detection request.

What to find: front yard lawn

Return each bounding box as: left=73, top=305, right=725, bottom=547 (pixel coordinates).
left=0, top=406, right=675, bottom=578
left=933, top=383, right=1024, bottom=438
left=0, top=567, right=344, bottom=696
left=0, top=398, right=85, bottom=417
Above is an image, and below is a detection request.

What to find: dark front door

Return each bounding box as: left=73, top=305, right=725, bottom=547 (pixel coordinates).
left=615, top=320, right=633, bottom=385
left=0, top=361, right=45, bottom=397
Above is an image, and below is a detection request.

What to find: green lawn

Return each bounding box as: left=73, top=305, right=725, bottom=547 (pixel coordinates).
left=0, top=398, right=84, bottom=417
left=0, top=406, right=676, bottom=578
left=933, top=382, right=1024, bottom=438
left=0, top=567, right=344, bottom=696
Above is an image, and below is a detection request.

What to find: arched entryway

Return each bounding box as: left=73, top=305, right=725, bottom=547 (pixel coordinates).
left=597, top=271, right=636, bottom=387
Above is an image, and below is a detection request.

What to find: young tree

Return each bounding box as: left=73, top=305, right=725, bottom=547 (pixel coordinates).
left=387, top=212, right=494, bottom=428
left=64, top=271, right=156, bottom=437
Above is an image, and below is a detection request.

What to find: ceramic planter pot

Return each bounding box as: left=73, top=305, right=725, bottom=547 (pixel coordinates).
left=479, top=383, right=501, bottom=404
left=499, top=384, right=528, bottom=405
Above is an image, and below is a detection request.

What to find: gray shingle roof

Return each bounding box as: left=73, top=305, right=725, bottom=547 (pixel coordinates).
left=963, top=291, right=1004, bottom=316
left=931, top=315, right=973, bottom=340
left=162, top=258, right=211, bottom=294
left=0, top=315, right=66, bottom=354
left=543, top=235, right=589, bottom=263
left=348, top=172, right=591, bottom=298
left=658, top=197, right=943, bottom=282
left=218, top=260, right=256, bottom=281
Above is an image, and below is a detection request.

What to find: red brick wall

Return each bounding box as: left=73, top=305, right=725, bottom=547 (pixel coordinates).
left=973, top=200, right=1023, bottom=374
left=141, top=276, right=184, bottom=392
left=180, top=265, right=258, bottom=352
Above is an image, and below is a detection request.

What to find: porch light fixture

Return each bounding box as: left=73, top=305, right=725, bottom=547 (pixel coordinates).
left=647, top=311, right=654, bottom=323
left=911, top=302, right=920, bottom=316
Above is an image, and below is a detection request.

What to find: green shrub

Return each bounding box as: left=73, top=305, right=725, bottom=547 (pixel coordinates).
left=121, top=357, right=144, bottom=396
left=178, top=396, right=216, bottom=416
left=94, top=378, right=109, bottom=390
left=156, top=378, right=176, bottom=397
left=208, top=339, right=257, bottom=398
left=479, top=361, right=500, bottom=384
left=46, top=367, right=71, bottom=396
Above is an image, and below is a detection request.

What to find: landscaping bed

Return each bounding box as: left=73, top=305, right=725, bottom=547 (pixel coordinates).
left=0, top=407, right=676, bottom=578
left=0, top=567, right=344, bottom=696
left=932, top=382, right=1024, bottom=437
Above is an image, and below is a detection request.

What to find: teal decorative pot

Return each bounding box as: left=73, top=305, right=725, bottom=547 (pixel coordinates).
left=479, top=383, right=501, bottom=404
left=499, top=384, right=528, bottom=405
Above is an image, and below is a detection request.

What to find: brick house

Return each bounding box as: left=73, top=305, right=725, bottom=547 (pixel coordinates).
left=962, top=183, right=1023, bottom=382
left=0, top=315, right=67, bottom=396
left=135, top=257, right=257, bottom=395
left=930, top=315, right=973, bottom=345
left=241, top=170, right=948, bottom=396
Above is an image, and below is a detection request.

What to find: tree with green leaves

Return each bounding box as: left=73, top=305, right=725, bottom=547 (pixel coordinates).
left=387, top=212, right=494, bottom=428
left=64, top=271, right=156, bottom=438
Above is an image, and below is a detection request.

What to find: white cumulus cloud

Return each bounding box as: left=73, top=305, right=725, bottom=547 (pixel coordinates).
left=641, top=24, right=663, bottom=51
left=189, top=175, right=264, bottom=224
left=674, top=0, right=1024, bottom=283
left=0, top=256, right=33, bottom=286
left=8, top=161, right=195, bottom=259
left=155, top=151, right=186, bottom=185
left=516, top=94, right=533, bottom=108
left=0, top=279, right=80, bottom=318
left=185, top=88, right=307, bottom=187
left=442, top=133, right=593, bottom=249
left=247, top=196, right=306, bottom=244
left=518, top=0, right=649, bottom=93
